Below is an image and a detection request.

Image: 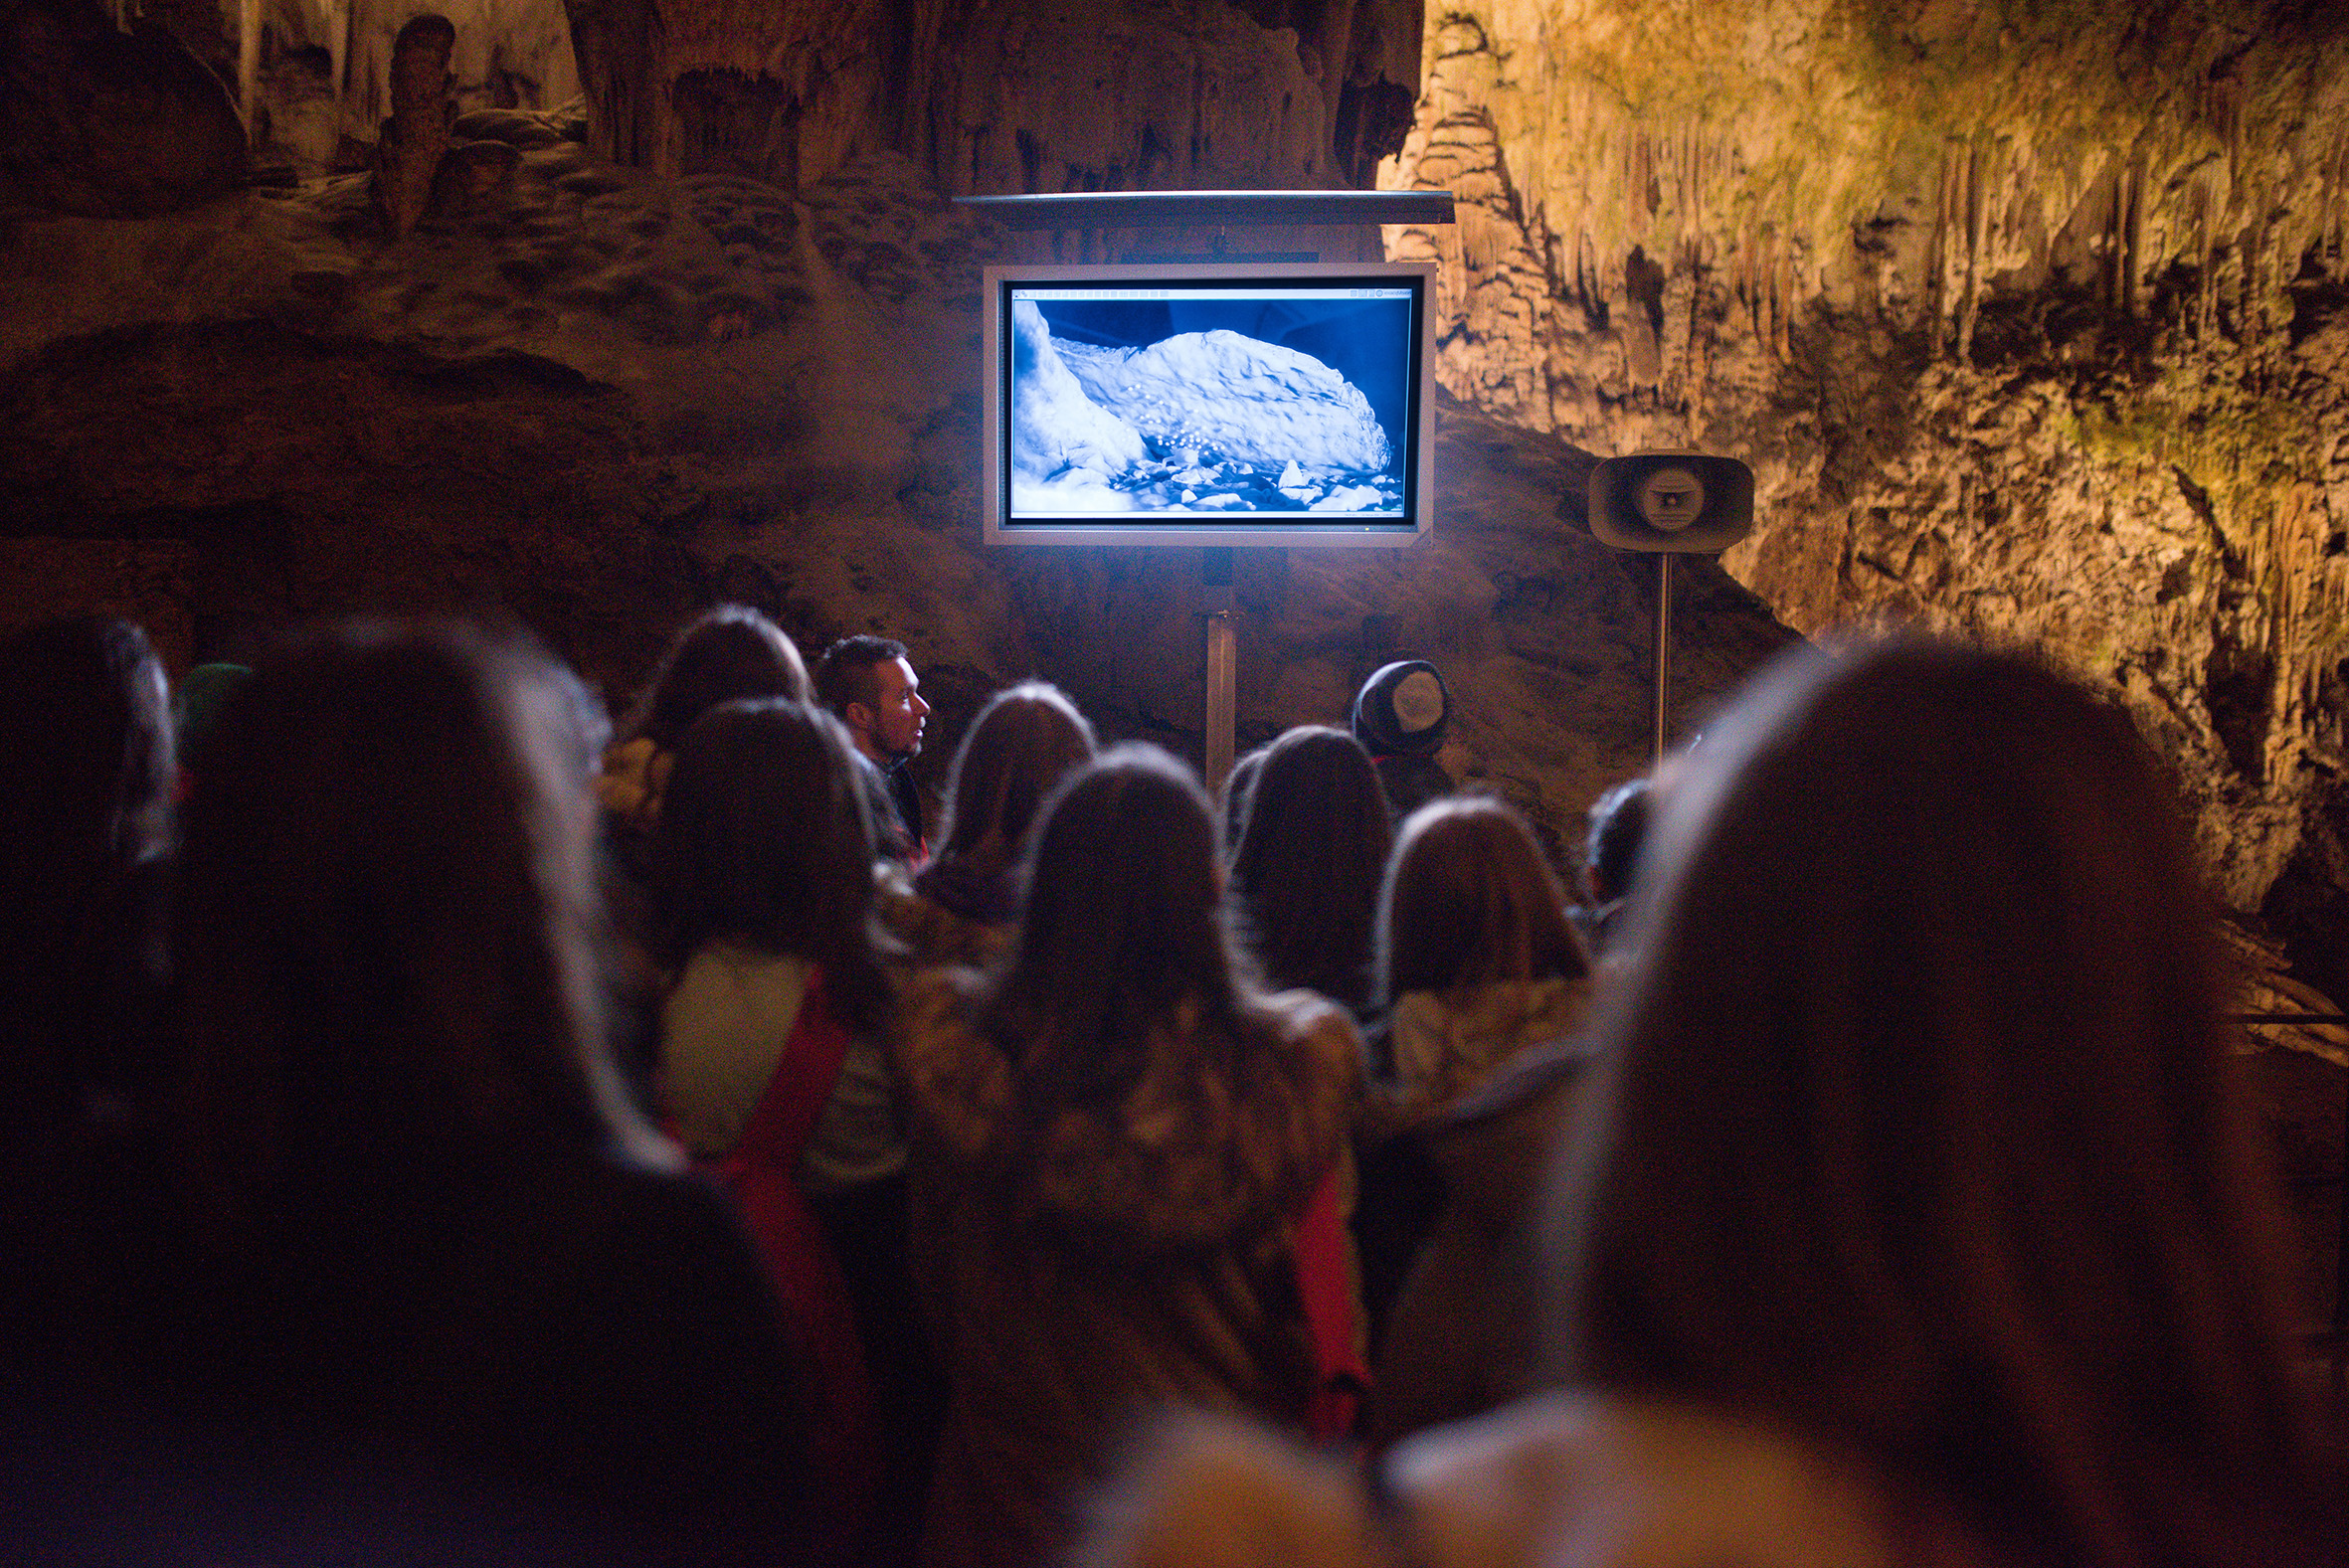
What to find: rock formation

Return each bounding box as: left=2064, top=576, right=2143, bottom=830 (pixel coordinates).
left=360, top=15, right=533, bottom=234
left=226, top=0, right=582, bottom=165
left=1378, top=1, right=2349, bottom=1005
left=372, top=13, right=453, bottom=232
left=0, top=0, right=249, bottom=217
left=559, top=0, right=1421, bottom=198
left=0, top=124, right=1790, bottom=870
left=1010, top=298, right=1152, bottom=497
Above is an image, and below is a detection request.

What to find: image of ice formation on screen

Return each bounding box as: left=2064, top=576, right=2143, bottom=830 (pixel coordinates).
left=1007, top=290, right=1412, bottom=518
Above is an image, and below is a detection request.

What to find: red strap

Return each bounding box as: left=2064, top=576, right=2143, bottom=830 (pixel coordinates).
left=702, top=970, right=878, bottom=1548
left=1293, top=1165, right=1369, bottom=1444
left=724, top=967, right=857, bottom=1164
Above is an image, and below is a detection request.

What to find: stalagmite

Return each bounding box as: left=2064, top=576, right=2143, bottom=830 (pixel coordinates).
left=373, top=13, right=452, bottom=235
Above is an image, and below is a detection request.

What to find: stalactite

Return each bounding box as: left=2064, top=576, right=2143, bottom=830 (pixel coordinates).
left=1928, top=139, right=1960, bottom=360
left=238, top=0, right=260, bottom=147
left=2120, top=145, right=2144, bottom=319
left=2240, top=206, right=2263, bottom=348
left=1956, top=136, right=1986, bottom=362
left=2189, top=170, right=2217, bottom=343
left=1772, top=244, right=1792, bottom=363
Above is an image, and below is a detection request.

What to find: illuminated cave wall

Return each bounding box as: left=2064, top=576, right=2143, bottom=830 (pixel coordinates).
left=1376, top=0, right=2349, bottom=996
left=0, top=0, right=1803, bottom=873
left=3, top=0, right=2345, bottom=1002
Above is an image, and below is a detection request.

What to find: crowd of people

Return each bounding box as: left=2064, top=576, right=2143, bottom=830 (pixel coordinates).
left=0, top=605, right=2336, bottom=1567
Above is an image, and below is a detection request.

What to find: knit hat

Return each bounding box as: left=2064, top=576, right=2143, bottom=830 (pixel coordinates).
left=1350, top=659, right=1449, bottom=758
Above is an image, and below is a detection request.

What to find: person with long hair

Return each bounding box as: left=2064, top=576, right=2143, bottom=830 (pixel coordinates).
left=1219, top=744, right=1268, bottom=854
left=1478, top=638, right=2332, bottom=1568
left=1353, top=793, right=1592, bottom=1385
left=880, top=680, right=1096, bottom=969
left=653, top=698, right=895, bottom=1162
left=596, top=604, right=810, bottom=833
left=1368, top=794, right=1591, bottom=1127
left=1228, top=726, right=1392, bottom=1020
left=0, top=616, right=175, bottom=1352
left=652, top=696, right=909, bottom=1555
left=1089, top=637, right=2335, bottom=1568
left=0, top=617, right=173, bottom=1107
left=167, top=621, right=813, bottom=1563
left=590, top=605, right=813, bottom=1093
left=895, top=744, right=1361, bottom=1568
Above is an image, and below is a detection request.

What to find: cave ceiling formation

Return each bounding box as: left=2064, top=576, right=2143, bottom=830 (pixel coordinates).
left=0, top=0, right=2343, bottom=1035
left=1378, top=0, right=2349, bottom=1009
left=553, top=0, right=1422, bottom=196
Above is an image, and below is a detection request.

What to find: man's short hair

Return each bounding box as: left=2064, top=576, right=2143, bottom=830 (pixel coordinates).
left=814, top=635, right=907, bottom=720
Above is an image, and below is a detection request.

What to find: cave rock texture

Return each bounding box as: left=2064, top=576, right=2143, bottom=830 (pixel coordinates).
left=0, top=100, right=1789, bottom=892
left=235, top=0, right=584, bottom=156
left=0, top=0, right=249, bottom=216
left=1378, top=0, right=2349, bottom=1003
left=558, top=0, right=1422, bottom=194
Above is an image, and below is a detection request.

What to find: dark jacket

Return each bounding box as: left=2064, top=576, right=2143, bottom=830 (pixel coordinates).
left=1369, top=1040, right=1589, bottom=1447
left=880, top=755, right=926, bottom=859
left=893, top=971, right=1360, bottom=1568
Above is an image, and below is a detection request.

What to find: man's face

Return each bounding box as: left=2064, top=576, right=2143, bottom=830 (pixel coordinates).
left=864, top=655, right=929, bottom=760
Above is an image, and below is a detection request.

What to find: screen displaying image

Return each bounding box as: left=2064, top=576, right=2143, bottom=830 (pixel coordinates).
left=1000, top=277, right=1422, bottom=532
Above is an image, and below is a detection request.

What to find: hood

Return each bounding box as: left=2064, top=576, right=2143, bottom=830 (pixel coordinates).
left=913, top=855, right=1021, bottom=926
left=898, top=973, right=1356, bottom=1253
left=1369, top=975, right=1590, bottom=1136
left=1351, top=660, right=1450, bottom=758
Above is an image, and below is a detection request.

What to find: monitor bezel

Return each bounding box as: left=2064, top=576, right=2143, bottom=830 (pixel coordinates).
left=981, top=261, right=1437, bottom=549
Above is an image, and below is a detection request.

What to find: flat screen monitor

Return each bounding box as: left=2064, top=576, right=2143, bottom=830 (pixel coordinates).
left=982, top=261, right=1436, bottom=547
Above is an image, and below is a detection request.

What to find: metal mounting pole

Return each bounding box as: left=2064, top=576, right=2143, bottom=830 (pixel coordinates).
left=1203, top=547, right=1236, bottom=789
left=1654, top=553, right=1673, bottom=764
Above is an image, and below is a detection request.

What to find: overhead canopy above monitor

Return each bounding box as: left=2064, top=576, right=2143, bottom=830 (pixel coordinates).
left=956, top=189, right=1457, bottom=231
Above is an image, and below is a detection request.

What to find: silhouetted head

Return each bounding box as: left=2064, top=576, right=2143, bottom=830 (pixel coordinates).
left=1229, top=726, right=1391, bottom=1014
left=653, top=698, right=887, bottom=1032
left=1378, top=794, right=1585, bottom=1002
left=1580, top=777, right=1654, bottom=907
left=1218, top=746, right=1266, bottom=854
left=0, top=616, right=172, bottom=896
left=623, top=606, right=809, bottom=754
left=173, top=662, right=251, bottom=770
left=931, top=681, right=1096, bottom=886
left=987, top=745, right=1251, bottom=1109
left=0, top=615, right=172, bottom=1134
left=176, top=621, right=667, bottom=1226
left=1550, top=637, right=2321, bottom=1568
